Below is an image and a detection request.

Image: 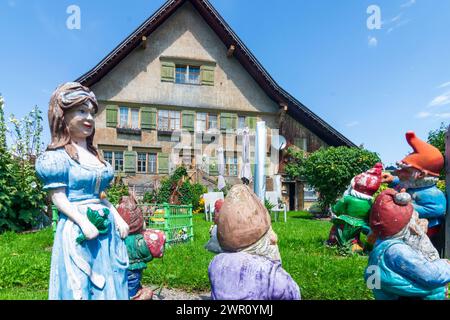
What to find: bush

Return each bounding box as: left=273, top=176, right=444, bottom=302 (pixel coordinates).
left=106, top=183, right=129, bottom=206
left=300, top=147, right=381, bottom=212
left=0, top=99, right=46, bottom=233
left=427, top=123, right=447, bottom=180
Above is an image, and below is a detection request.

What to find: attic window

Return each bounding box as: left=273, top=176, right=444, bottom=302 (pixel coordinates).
left=176, top=65, right=200, bottom=85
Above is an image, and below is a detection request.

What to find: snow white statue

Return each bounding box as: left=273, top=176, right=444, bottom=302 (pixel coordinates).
left=36, top=82, right=130, bottom=300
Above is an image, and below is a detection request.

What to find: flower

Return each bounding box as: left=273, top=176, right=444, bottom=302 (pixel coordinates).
left=30, top=182, right=37, bottom=189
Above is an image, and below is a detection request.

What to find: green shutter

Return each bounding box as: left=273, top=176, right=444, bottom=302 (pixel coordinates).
left=220, top=113, right=237, bottom=131
left=209, top=156, right=219, bottom=176
left=124, top=151, right=137, bottom=174
left=182, top=110, right=195, bottom=132
left=158, top=153, right=169, bottom=174
left=200, top=65, right=215, bottom=86
left=161, top=62, right=175, bottom=82
left=141, top=107, right=157, bottom=130
left=106, top=105, right=118, bottom=128
left=246, top=116, right=257, bottom=130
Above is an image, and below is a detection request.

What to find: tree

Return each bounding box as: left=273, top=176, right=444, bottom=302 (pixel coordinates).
left=287, top=146, right=381, bottom=213
left=427, top=122, right=447, bottom=180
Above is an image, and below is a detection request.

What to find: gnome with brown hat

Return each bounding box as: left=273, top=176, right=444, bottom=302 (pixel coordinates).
left=364, top=189, right=450, bottom=300
left=208, top=184, right=300, bottom=300
left=383, top=131, right=446, bottom=253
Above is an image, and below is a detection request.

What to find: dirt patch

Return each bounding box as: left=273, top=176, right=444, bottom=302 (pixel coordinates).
left=150, top=287, right=211, bottom=300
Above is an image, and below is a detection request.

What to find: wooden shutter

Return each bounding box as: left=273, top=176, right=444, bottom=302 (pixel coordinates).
left=158, top=153, right=169, bottom=174
left=161, top=62, right=175, bottom=82
left=124, top=151, right=137, bottom=174
left=209, top=156, right=219, bottom=176
left=265, top=157, right=271, bottom=176
left=141, top=107, right=157, bottom=130
left=246, top=116, right=257, bottom=130
left=200, top=65, right=215, bottom=86
left=106, top=105, right=118, bottom=128
left=182, top=110, right=195, bottom=132
left=220, top=113, right=237, bottom=131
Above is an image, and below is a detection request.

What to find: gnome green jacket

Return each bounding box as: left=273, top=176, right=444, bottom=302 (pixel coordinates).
left=332, top=195, right=372, bottom=221
left=125, top=234, right=153, bottom=271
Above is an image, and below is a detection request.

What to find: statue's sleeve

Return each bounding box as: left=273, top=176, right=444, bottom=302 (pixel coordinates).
left=271, top=264, right=301, bottom=300
left=332, top=197, right=347, bottom=216
left=385, top=243, right=450, bottom=288
left=412, top=188, right=446, bottom=220
left=35, top=151, right=69, bottom=191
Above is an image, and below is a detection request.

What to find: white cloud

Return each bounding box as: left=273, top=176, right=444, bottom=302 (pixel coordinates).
left=401, top=0, right=416, bottom=8
left=428, top=92, right=450, bottom=107
left=438, top=82, right=450, bottom=89
left=368, top=36, right=378, bottom=48
left=346, top=121, right=360, bottom=127
left=415, top=112, right=431, bottom=119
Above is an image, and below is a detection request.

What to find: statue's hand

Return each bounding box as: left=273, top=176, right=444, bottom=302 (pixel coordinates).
left=115, top=215, right=130, bottom=239
left=79, top=218, right=99, bottom=240
left=382, top=173, right=394, bottom=184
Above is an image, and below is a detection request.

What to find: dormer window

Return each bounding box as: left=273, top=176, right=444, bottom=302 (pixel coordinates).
left=176, top=65, right=200, bottom=85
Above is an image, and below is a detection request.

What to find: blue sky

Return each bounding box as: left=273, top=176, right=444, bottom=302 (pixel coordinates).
left=1, top=0, right=450, bottom=166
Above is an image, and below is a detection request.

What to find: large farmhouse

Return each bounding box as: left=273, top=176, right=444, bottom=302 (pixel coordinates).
left=77, top=0, right=355, bottom=210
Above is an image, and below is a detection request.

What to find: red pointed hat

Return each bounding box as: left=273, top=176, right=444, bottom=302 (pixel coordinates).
left=400, top=131, right=444, bottom=177
left=352, top=163, right=383, bottom=197
left=370, top=189, right=413, bottom=239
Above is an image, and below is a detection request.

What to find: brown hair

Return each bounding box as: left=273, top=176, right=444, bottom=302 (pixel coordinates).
left=47, top=82, right=104, bottom=163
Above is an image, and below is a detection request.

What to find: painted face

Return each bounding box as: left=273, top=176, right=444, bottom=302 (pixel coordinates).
left=64, top=102, right=96, bottom=140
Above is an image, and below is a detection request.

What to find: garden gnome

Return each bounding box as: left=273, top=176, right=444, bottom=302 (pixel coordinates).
left=364, top=189, right=450, bottom=300
left=36, top=82, right=130, bottom=300
left=208, top=185, right=301, bottom=300
left=383, top=131, right=446, bottom=254
left=117, top=195, right=166, bottom=300
left=327, top=163, right=383, bottom=253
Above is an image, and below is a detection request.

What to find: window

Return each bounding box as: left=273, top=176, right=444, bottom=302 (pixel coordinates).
left=225, top=154, right=238, bottom=176
left=196, top=112, right=207, bottom=132
left=119, top=107, right=140, bottom=129
left=158, top=110, right=180, bottom=131
left=114, top=152, right=124, bottom=172
left=238, top=116, right=246, bottom=129
left=148, top=154, right=157, bottom=174
left=170, top=111, right=181, bottom=130
left=103, top=151, right=113, bottom=166
left=304, top=185, right=318, bottom=201
left=137, top=153, right=147, bottom=173
left=175, top=65, right=200, bottom=85
left=208, top=114, right=218, bottom=130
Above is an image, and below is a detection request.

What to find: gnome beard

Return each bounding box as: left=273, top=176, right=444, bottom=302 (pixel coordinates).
left=392, top=212, right=440, bottom=262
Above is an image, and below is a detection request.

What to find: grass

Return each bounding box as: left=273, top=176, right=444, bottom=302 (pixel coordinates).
left=0, top=212, right=373, bottom=300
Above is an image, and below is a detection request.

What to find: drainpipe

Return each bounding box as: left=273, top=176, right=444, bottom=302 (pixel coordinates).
left=254, top=121, right=267, bottom=202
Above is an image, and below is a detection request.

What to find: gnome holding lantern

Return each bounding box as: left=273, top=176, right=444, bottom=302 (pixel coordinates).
left=383, top=131, right=446, bottom=254
left=117, top=195, right=166, bottom=300
left=208, top=185, right=301, bottom=300
left=364, top=189, right=450, bottom=300
left=327, top=163, right=383, bottom=252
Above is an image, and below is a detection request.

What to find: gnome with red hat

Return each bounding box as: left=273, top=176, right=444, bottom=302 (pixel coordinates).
left=327, top=163, right=383, bottom=252
left=364, top=189, right=450, bottom=300
left=117, top=195, right=166, bottom=300
left=383, top=131, right=446, bottom=254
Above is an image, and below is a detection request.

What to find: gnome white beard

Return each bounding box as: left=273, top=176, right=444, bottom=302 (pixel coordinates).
left=392, top=213, right=440, bottom=262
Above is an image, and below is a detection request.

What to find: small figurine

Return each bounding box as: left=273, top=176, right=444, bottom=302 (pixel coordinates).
left=117, top=195, right=166, bottom=300
left=327, top=163, right=383, bottom=253
left=208, top=185, right=300, bottom=300
left=204, top=199, right=225, bottom=254
left=36, top=82, right=130, bottom=300
left=383, top=131, right=446, bottom=254
left=364, top=189, right=450, bottom=300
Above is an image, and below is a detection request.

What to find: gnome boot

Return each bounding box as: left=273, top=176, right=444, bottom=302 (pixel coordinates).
left=132, top=287, right=154, bottom=300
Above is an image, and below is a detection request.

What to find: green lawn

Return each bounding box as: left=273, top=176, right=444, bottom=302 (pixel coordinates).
left=0, top=212, right=373, bottom=300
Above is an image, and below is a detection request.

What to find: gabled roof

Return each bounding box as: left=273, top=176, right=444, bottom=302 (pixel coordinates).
left=76, top=0, right=356, bottom=147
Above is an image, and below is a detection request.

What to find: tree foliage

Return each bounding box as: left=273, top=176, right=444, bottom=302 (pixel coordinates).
left=287, top=146, right=381, bottom=212
left=427, top=122, right=447, bottom=180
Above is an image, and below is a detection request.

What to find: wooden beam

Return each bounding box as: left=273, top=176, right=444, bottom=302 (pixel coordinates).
left=141, top=36, right=148, bottom=49
left=227, top=44, right=236, bottom=57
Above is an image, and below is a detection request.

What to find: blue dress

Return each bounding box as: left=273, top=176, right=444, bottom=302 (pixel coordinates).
left=36, top=149, right=129, bottom=300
